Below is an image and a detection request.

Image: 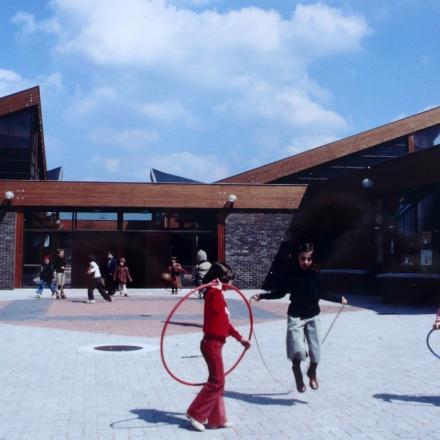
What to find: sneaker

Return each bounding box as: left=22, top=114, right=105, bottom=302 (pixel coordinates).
left=86, top=300, right=95, bottom=304
left=187, top=415, right=205, bottom=432
left=207, top=422, right=234, bottom=429
left=107, top=296, right=113, bottom=302
left=61, top=294, right=66, bottom=299
left=36, top=293, right=42, bottom=299
left=56, top=294, right=61, bottom=299
left=124, top=293, right=129, bottom=297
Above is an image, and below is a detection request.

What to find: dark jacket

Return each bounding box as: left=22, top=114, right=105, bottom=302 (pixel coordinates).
left=54, top=256, right=67, bottom=273
left=260, top=267, right=341, bottom=320
left=107, top=258, right=118, bottom=277
left=40, top=263, right=55, bottom=283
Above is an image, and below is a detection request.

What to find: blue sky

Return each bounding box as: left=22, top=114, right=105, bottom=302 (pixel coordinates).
left=1, top=0, right=439, bottom=182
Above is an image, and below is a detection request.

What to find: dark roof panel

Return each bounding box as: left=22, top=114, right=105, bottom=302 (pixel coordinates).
left=150, top=168, right=201, bottom=183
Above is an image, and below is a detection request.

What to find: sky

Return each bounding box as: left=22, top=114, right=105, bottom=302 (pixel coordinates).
left=1, top=0, right=440, bottom=182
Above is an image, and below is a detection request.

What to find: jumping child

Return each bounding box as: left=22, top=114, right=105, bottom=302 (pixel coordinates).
left=113, top=257, right=133, bottom=297
left=251, top=242, right=347, bottom=392
left=186, top=262, right=251, bottom=431
left=86, top=255, right=112, bottom=303
left=36, top=255, right=57, bottom=298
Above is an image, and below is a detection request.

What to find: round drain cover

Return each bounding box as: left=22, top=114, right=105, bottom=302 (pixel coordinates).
left=94, top=345, right=143, bottom=352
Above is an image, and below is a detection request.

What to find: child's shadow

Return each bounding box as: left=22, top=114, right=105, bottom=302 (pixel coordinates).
left=225, top=390, right=307, bottom=406
left=373, top=393, right=440, bottom=407
left=110, top=408, right=186, bottom=430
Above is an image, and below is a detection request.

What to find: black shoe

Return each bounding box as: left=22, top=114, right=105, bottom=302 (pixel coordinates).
left=306, top=363, right=319, bottom=390
left=292, top=361, right=306, bottom=393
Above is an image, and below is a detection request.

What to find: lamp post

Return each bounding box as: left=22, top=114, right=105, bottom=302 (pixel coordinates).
left=4, top=191, right=14, bottom=201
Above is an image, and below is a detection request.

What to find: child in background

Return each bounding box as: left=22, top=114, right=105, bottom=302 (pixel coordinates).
left=168, top=256, right=187, bottom=295
left=252, top=243, right=347, bottom=393
left=54, top=248, right=67, bottom=299
left=186, top=262, right=251, bottom=431
left=113, top=257, right=132, bottom=297
left=192, top=249, right=212, bottom=299
left=36, top=256, right=57, bottom=298
left=86, top=255, right=112, bottom=304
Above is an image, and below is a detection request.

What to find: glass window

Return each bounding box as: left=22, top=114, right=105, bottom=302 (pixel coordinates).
left=75, top=212, right=118, bottom=231
left=414, top=124, right=440, bottom=151
left=0, top=109, right=33, bottom=149
left=25, top=211, right=73, bottom=230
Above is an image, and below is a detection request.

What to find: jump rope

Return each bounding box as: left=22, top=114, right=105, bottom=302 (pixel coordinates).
left=160, top=284, right=347, bottom=388
left=426, top=329, right=440, bottom=360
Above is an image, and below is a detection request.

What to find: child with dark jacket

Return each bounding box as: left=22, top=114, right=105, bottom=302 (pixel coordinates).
left=186, top=262, right=251, bottom=432
left=53, top=248, right=67, bottom=299
left=105, top=251, right=118, bottom=296
left=36, top=256, right=56, bottom=298
left=252, top=243, right=347, bottom=393
left=113, top=257, right=132, bottom=297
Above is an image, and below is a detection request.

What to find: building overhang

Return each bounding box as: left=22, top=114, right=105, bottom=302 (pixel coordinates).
left=219, top=106, right=440, bottom=184
left=0, top=181, right=306, bottom=211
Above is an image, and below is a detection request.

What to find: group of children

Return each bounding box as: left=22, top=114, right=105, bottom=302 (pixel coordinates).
left=34, top=242, right=440, bottom=432
left=35, top=250, right=133, bottom=303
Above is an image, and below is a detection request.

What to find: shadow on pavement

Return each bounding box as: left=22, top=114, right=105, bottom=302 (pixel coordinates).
left=167, top=320, right=203, bottom=328
left=373, top=393, right=440, bottom=407
left=345, top=295, right=435, bottom=316
left=110, top=409, right=186, bottom=429
left=225, top=390, right=306, bottom=406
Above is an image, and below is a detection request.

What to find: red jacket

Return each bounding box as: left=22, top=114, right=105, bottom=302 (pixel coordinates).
left=114, top=266, right=132, bottom=283
left=203, top=286, right=242, bottom=343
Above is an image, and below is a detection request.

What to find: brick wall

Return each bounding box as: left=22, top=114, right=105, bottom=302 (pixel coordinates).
left=0, top=212, right=16, bottom=289
left=225, top=212, right=293, bottom=288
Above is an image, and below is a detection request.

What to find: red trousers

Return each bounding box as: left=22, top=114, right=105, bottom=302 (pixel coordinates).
left=187, top=338, right=227, bottom=426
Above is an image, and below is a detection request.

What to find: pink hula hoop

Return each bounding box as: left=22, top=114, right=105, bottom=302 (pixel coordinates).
left=160, top=282, right=254, bottom=386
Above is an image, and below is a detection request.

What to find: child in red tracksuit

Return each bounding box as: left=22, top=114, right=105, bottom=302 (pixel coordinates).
left=186, top=262, right=251, bottom=432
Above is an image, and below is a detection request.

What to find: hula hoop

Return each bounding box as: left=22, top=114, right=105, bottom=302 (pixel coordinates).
left=426, top=329, right=440, bottom=360
left=160, top=282, right=253, bottom=386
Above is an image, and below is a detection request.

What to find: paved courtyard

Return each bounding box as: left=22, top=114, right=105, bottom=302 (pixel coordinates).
left=0, top=288, right=438, bottom=440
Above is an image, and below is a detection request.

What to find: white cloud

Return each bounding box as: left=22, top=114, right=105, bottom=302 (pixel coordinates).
left=40, top=72, right=63, bottom=91
left=90, top=127, right=159, bottom=151
left=102, top=158, right=121, bottom=173
left=64, top=86, right=118, bottom=119
left=36, top=1, right=368, bottom=131
left=148, top=151, right=229, bottom=182
left=285, top=134, right=339, bottom=155
left=138, top=100, right=199, bottom=127
left=9, top=1, right=372, bottom=180
left=0, top=68, right=31, bottom=96
left=12, top=11, right=60, bottom=35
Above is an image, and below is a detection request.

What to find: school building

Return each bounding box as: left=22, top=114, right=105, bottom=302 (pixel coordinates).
left=1, top=86, right=440, bottom=304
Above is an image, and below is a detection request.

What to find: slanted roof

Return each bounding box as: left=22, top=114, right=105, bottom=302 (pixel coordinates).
left=0, top=86, right=47, bottom=180
left=47, top=167, right=63, bottom=181
left=219, top=106, right=440, bottom=184
left=150, top=168, right=200, bottom=183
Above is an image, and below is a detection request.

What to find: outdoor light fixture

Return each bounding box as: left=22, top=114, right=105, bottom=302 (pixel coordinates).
left=227, top=194, right=237, bottom=204
left=361, top=178, right=374, bottom=189
left=4, top=191, right=14, bottom=200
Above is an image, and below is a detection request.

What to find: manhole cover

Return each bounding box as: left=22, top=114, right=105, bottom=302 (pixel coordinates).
left=94, top=345, right=143, bottom=352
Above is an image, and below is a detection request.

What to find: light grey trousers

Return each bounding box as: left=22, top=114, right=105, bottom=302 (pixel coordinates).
left=286, top=315, right=320, bottom=363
